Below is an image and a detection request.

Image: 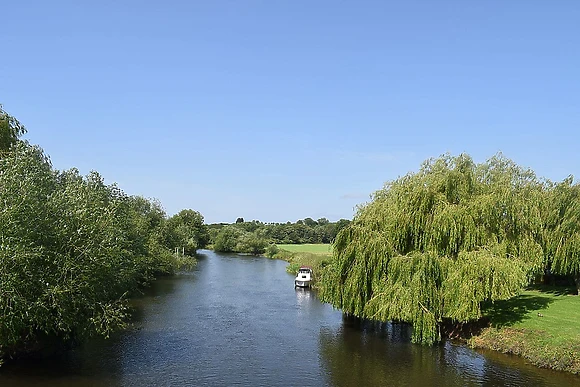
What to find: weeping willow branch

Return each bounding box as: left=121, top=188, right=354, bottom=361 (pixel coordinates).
left=320, top=153, right=564, bottom=344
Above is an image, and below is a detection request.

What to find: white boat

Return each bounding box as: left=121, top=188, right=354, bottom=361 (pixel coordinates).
left=294, top=266, right=313, bottom=288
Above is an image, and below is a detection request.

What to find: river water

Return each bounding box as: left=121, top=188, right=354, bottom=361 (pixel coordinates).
left=1, top=250, right=579, bottom=386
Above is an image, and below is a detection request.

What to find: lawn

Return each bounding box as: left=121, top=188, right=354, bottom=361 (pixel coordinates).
left=482, top=286, right=580, bottom=344
left=270, top=244, right=332, bottom=279
left=276, top=243, right=332, bottom=255
left=471, top=286, right=580, bottom=373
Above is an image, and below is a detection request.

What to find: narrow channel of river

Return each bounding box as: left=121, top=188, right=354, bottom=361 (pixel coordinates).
left=1, top=250, right=579, bottom=386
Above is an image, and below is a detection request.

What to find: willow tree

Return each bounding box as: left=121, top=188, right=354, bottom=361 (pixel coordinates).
left=0, top=105, right=26, bottom=152
left=544, top=177, right=580, bottom=294
left=320, top=153, right=547, bottom=344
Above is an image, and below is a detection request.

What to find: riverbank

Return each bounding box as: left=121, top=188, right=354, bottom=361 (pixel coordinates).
left=469, top=286, right=580, bottom=374
left=269, top=246, right=580, bottom=375
left=0, top=254, right=198, bottom=366
left=265, top=244, right=332, bottom=282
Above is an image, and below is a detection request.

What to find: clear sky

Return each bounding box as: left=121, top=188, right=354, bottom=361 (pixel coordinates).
left=2, top=1, right=579, bottom=224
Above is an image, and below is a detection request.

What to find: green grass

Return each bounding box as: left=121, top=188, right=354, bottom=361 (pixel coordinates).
left=482, top=286, right=580, bottom=344
left=267, top=244, right=332, bottom=283
left=276, top=243, right=332, bottom=255
left=470, top=286, right=580, bottom=373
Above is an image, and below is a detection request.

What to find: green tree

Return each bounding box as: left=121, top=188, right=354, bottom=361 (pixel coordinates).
left=166, top=209, right=209, bottom=255
left=320, top=153, right=546, bottom=344
left=544, top=177, right=580, bottom=294
left=0, top=105, right=26, bottom=152
left=213, top=226, right=243, bottom=252
left=0, top=109, right=209, bottom=360
left=304, top=217, right=318, bottom=227
left=334, top=219, right=351, bottom=236
left=237, top=232, right=268, bottom=255
left=0, top=142, right=58, bottom=351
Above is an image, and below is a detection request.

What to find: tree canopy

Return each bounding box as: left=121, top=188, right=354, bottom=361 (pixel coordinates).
left=319, top=153, right=579, bottom=345
left=0, top=105, right=26, bottom=152
left=0, top=107, right=209, bottom=360
left=208, top=218, right=351, bottom=255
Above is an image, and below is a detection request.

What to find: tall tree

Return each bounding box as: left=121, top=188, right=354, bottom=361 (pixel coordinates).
left=166, top=209, right=210, bottom=255
left=0, top=108, right=209, bottom=360
left=0, top=105, right=26, bottom=152
left=544, top=177, right=580, bottom=294
left=320, top=153, right=546, bottom=344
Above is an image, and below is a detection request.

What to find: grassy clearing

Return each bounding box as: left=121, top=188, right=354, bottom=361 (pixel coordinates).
left=470, top=286, right=580, bottom=374
left=276, top=244, right=332, bottom=255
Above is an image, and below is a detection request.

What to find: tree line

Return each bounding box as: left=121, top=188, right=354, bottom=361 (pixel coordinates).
left=320, top=153, right=580, bottom=345
left=209, top=218, right=351, bottom=254
left=0, top=106, right=208, bottom=360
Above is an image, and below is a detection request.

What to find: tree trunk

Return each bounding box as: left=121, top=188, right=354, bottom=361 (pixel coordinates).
left=575, top=274, right=580, bottom=296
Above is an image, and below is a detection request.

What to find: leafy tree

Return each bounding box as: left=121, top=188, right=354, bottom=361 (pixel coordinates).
left=320, top=153, right=546, bottom=344
left=166, top=209, right=209, bottom=255
left=209, top=217, right=352, bottom=246
left=0, top=142, right=58, bottom=351
left=544, top=177, right=580, bottom=294
left=213, top=226, right=243, bottom=252
left=236, top=232, right=268, bottom=255
left=121, top=195, right=175, bottom=278
left=334, top=219, right=351, bottom=236
left=304, top=217, right=318, bottom=227
left=0, top=105, right=26, bottom=151
left=0, top=109, right=208, bottom=360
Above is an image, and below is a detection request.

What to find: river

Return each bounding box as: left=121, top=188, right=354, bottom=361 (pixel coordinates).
left=1, top=250, right=579, bottom=386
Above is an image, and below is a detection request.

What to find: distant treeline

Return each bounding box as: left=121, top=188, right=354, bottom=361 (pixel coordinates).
left=208, top=217, right=351, bottom=254
left=0, top=106, right=208, bottom=361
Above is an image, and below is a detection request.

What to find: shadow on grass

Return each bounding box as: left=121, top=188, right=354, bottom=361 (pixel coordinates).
left=481, top=294, right=555, bottom=327
left=526, top=284, right=576, bottom=296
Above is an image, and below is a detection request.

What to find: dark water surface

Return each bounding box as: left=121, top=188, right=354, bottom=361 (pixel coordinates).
left=1, top=250, right=579, bottom=386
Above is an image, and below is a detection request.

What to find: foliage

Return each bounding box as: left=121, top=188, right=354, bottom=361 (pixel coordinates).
left=543, top=178, right=580, bottom=294
left=208, top=218, right=351, bottom=246
left=165, top=209, right=210, bottom=255
left=0, top=108, right=207, bottom=360
left=319, top=153, right=551, bottom=345
left=0, top=105, right=26, bottom=152
left=276, top=244, right=332, bottom=255
left=470, top=328, right=580, bottom=374
left=236, top=232, right=268, bottom=255
left=266, top=245, right=331, bottom=285
left=213, top=226, right=243, bottom=252
left=213, top=226, right=268, bottom=254
left=265, top=244, right=279, bottom=257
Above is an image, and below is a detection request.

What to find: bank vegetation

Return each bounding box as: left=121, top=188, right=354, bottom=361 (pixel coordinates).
left=317, top=153, right=580, bottom=350
left=0, top=106, right=209, bottom=362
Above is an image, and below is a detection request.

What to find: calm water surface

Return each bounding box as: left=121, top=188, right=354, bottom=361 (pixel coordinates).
left=1, top=250, right=579, bottom=386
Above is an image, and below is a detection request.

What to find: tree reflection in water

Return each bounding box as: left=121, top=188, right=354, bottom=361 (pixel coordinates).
left=318, top=315, right=577, bottom=387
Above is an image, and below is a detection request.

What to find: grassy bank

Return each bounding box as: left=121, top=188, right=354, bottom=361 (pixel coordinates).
left=276, top=244, right=332, bottom=255
left=470, top=286, right=580, bottom=374
left=266, top=244, right=332, bottom=282
left=268, top=246, right=580, bottom=374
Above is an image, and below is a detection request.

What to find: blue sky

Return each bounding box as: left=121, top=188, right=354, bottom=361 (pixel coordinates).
left=2, top=1, right=579, bottom=223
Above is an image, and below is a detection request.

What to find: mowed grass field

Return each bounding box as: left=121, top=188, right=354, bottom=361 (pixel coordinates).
left=482, top=286, right=580, bottom=344
left=472, top=286, right=580, bottom=373
left=274, top=244, right=332, bottom=278
left=276, top=244, right=332, bottom=255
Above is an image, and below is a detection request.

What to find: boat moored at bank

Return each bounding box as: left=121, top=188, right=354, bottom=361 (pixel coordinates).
left=294, top=266, right=313, bottom=288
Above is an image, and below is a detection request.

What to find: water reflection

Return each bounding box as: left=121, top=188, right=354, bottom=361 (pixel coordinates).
left=319, top=315, right=580, bottom=387
left=319, top=317, right=461, bottom=387
left=1, top=251, right=579, bottom=386
left=295, top=287, right=315, bottom=304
